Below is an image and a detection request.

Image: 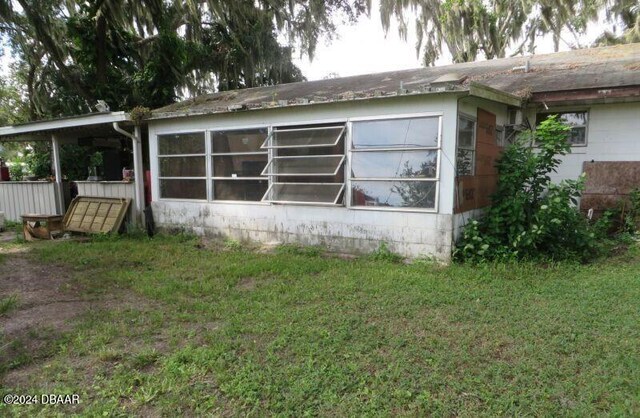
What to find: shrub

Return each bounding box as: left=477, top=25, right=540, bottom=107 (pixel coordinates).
left=455, top=116, right=601, bottom=262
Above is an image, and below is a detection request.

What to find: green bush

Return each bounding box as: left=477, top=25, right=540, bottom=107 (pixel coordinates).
left=455, top=116, right=602, bottom=263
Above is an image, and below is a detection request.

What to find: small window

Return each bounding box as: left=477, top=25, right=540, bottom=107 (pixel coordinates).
left=351, top=180, right=437, bottom=208
left=262, top=124, right=346, bottom=205
left=211, top=128, right=269, bottom=201
left=158, top=132, right=206, bottom=200
left=350, top=116, right=440, bottom=210
left=456, top=115, right=476, bottom=176
left=536, top=111, right=588, bottom=146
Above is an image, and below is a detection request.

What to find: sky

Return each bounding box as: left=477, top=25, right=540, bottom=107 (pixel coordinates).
left=292, top=0, right=609, bottom=81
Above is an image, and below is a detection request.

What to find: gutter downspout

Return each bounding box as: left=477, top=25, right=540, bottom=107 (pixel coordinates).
left=113, top=122, right=144, bottom=226
left=51, top=134, right=64, bottom=215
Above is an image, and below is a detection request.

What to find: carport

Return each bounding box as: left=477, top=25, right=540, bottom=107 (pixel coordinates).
left=0, top=112, right=145, bottom=225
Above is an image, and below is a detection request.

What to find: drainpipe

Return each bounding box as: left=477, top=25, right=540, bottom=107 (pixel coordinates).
left=113, top=122, right=145, bottom=226
left=51, top=134, right=64, bottom=214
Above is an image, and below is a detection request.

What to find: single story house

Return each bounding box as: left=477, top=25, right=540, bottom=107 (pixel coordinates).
left=1, top=43, right=639, bottom=261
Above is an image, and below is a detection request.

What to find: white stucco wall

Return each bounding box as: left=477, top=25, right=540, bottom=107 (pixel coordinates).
left=524, top=102, right=640, bottom=183
left=148, top=94, right=462, bottom=261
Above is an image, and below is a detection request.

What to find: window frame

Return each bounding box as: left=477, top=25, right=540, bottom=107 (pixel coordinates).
left=347, top=112, right=443, bottom=213
left=456, top=113, right=477, bottom=177
left=261, top=122, right=347, bottom=206
left=156, top=131, right=208, bottom=201
left=152, top=113, right=443, bottom=213
left=209, top=127, right=270, bottom=203
left=535, top=110, right=589, bottom=147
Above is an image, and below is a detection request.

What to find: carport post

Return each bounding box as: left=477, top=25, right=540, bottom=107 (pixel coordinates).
left=51, top=134, right=64, bottom=214
left=133, top=125, right=145, bottom=225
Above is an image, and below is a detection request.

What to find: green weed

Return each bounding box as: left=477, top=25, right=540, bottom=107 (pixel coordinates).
left=0, top=295, right=18, bottom=316
left=369, top=242, right=403, bottom=263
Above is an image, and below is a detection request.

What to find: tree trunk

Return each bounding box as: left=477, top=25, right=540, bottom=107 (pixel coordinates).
left=96, top=13, right=107, bottom=88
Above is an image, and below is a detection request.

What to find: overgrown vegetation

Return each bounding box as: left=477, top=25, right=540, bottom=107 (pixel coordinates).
left=0, top=235, right=639, bottom=415
left=455, top=116, right=629, bottom=263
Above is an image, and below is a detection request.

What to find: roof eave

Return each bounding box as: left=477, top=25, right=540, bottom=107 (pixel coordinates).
left=149, top=88, right=471, bottom=122
left=468, top=82, right=523, bottom=107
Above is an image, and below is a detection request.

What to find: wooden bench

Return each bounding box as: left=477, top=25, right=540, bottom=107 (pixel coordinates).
left=21, top=214, right=64, bottom=241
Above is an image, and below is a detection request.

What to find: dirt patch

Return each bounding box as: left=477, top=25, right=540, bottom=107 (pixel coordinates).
left=236, top=277, right=257, bottom=291
left=0, top=249, right=84, bottom=329
left=0, top=249, right=87, bottom=380
left=0, top=231, right=15, bottom=243
left=0, top=246, right=148, bottom=386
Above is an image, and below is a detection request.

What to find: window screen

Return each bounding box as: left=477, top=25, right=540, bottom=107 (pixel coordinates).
left=211, top=128, right=269, bottom=201
left=350, top=116, right=440, bottom=210
left=157, top=132, right=206, bottom=200
left=262, top=124, right=346, bottom=205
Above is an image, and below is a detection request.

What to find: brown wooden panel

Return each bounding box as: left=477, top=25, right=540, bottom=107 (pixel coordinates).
left=581, top=161, right=640, bottom=214
left=63, top=196, right=131, bottom=233
left=455, top=108, right=503, bottom=213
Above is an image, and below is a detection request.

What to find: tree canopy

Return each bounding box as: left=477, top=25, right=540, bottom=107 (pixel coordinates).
left=379, top=0, right=640, bottom=65
left=1, top=0, right=638, bottom=122
left=0, top=0, right=369, bottom=119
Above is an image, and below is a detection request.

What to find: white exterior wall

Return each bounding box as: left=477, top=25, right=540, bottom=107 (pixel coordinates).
left=524, top=102, right=640, bottom=183
left=148, top=94, right=461, bottom=261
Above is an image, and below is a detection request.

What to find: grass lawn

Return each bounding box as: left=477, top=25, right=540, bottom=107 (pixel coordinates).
left=1, top=234, right=639, bottom=416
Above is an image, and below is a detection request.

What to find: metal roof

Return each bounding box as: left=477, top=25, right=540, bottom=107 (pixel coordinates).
left=0, top=112, right=130, bottom=140
left=154, top=43, right=640, bottom=117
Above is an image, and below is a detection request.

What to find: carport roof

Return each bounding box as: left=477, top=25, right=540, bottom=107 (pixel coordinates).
left=0, top=112, right=130, bottom=141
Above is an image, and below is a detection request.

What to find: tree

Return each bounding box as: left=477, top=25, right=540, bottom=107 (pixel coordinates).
left=593, top=0, right=640, bottom=45
left=0, top=69, right=28, bottom=162
left=379, top=0, right=639, bottom=66
left=0, top=0, right=370, bottom=118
